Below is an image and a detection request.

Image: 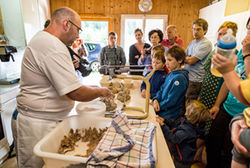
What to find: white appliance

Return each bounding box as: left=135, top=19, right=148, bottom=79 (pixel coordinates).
left=0, top=85, right=19, bottom=164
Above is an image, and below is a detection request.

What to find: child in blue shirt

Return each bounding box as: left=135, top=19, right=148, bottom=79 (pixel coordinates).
left=153, top=45, right=189, bottom=120
left=156, top=100, right=210, bottom=168
left=141, top=49, right=168, bottom=99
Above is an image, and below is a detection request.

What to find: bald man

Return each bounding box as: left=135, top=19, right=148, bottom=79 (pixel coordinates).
left=14, top=7, right=111, bottom=167
left=161, top=25, right=184, bottom=48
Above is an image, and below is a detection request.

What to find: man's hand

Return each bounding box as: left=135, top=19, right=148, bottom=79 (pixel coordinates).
left=141, top=89, right=146, bottom=98
left=153, top=99, right=160, bottom=112
left=100, top=87, right=112, bottom=98
left=212, top=53, right=235, bottom=74
left=231, top=119, right=250, bottom=157
left=209, top=105, right=220, bottom=119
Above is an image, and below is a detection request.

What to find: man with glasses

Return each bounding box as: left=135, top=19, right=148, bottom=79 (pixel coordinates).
left=14, top=7, right=111, bottom=168
left=185, top=18, right=212, bottom=103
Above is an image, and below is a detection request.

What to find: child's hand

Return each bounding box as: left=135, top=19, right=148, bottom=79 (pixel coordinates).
left=135, top=55, right=139, bottom=59
left=209, top=105, right=220, bottom=119
left=141, top=89, right=146, bottom=98
left=156, top=115, right=164, bottom=126
left=153, top=99, right=160, bottom=112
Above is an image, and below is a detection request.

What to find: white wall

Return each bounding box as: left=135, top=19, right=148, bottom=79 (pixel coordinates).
left=21, top=0, right=50, bottom=44
left=0, top=0, right=26, bottom=46
left=199, top=0, right=250, bottom=51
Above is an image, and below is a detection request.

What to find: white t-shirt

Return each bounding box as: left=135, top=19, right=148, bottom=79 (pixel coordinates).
left=17, top=31, right=82, bottom=119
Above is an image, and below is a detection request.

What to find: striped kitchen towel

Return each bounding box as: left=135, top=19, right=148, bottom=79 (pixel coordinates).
left=86, top=111, right=156, bottom=168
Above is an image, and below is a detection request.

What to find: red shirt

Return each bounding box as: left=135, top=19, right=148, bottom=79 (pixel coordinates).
left=161, top=36, right=184, bottom=48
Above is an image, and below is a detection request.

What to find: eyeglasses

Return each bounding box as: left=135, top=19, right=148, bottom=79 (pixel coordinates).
left=68, top=20, right=82, bottom=34
left=247, top=25, right=250, bottom=31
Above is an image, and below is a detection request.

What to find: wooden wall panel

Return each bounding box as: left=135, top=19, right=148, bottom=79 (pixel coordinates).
left=50, top=0, right=210, bottom=48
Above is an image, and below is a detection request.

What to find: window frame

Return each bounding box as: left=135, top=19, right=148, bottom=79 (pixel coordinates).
left=120, top=14, right=168, bottom=48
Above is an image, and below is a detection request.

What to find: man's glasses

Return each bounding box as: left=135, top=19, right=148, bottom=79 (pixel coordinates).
left=68, top=20, right=82, bottom=34
left=247, top=25, right=250, bottom=31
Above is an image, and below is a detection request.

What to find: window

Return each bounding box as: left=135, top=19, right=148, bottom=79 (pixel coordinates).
left=121, top=14, right=168, bottom=62
left=79, top=18, right=110, bottom=45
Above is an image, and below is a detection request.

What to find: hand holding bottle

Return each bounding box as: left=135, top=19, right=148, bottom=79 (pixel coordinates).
left=211, top=29, right=236, bottom=77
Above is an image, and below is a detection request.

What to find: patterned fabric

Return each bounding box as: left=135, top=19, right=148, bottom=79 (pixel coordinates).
left=87, top=111, right=156, bottom=168
left=199, top=50, right=222, bottom=109
left=100, top=45, right=126, bottom=66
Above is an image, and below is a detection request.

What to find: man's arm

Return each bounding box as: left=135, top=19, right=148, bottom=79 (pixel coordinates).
left=67, top=85, right=111, bottom=102
left=186, top=40, right=212, bottom=65
left=185, top=56, right=199, bottom=65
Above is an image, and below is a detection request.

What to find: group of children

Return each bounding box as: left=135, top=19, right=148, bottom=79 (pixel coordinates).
left=139, top=44, right=211, bottom=168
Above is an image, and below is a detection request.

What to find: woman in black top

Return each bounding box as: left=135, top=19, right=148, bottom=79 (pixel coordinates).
left=129, top=28, right=150, bottom=75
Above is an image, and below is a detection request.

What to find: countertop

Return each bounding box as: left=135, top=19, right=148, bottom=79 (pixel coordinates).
left=75, top=78, right=175, bottom=168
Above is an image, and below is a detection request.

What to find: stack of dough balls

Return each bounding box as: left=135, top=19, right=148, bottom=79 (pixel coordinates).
left=117, top=88, right=130, bottom=102
left=100, top=76, right=132, bottom=104
left=100, top=95, right=117, bottom=112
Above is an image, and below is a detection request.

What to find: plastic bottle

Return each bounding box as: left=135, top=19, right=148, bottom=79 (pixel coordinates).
left=210, top=29, right=237, bottom=77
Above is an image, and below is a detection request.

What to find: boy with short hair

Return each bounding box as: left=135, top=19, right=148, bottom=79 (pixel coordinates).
left=99, top=32, right=126, bottom=74
left=141, top=49, right=168, bottom=99
left=153, top=45, right=189, bottom=120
